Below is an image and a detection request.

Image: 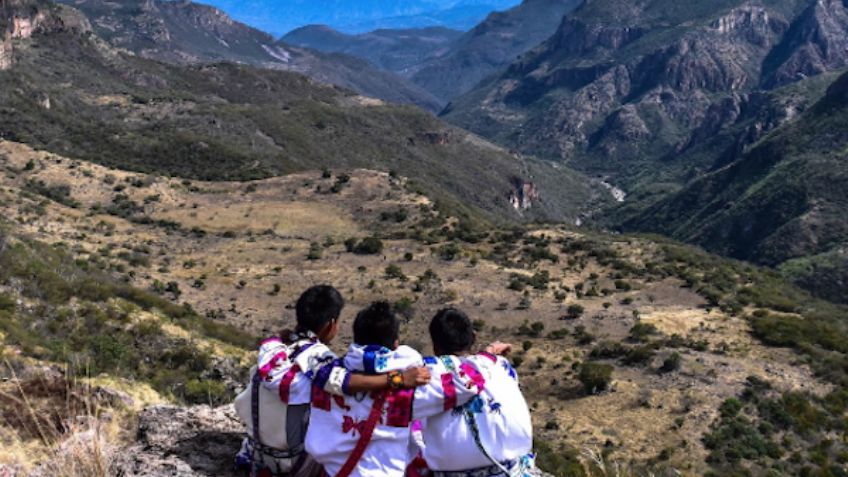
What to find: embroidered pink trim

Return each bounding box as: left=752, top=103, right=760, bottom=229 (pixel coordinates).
left=258, top=351, right=288, bottom=380
left=385, top=388, right=414, bottom=427
left=477, top=351, right=498, bottom=363
left=460, top=362, right=486, bottom=391
left=260, top=336, right=283, bottom=347
left=442, top=373, right=456, bottom=410
left=278, top=363, right=300, bottom=403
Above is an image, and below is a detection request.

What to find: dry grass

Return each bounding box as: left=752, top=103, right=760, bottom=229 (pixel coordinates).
left=580, top=448, right=681, bottom=477
left=0, top=362, right=125, bottom=476
left=155, top=200, right=362, bottom=238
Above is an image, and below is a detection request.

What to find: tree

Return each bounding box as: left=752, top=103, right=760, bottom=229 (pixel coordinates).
left=565, top=304, right=585, bottom=320
left=385, top=264, right=406, bottom=281
left=579, top=362, right=613, bottom=395
left=353, top=237, right=384, bottom=255
left=660, top=352, right=682, bottom=373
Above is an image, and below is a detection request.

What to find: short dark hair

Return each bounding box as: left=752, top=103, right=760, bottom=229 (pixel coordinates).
left=353, top=301, right=399, bottom=348
left=295, top=285, right=344, bottom=333
left=430, top=307, right=475, bottom=355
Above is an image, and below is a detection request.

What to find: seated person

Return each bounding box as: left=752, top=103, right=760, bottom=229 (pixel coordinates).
left=305, top=301, right=488, bottom=477
left=234, top=286, right=429, bottom=477
left=416, top=307, right=536, bottom=477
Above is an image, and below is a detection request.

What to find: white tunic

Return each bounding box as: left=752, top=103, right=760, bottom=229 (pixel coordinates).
left=417, top=353, right=533, bottom=473
left=305, top=344, right=484, bottom=477
left=234, top=336, right=349, bottom=450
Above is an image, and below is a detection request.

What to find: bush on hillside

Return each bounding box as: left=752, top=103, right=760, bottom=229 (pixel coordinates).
left=579, top=362, right=613, bottom=395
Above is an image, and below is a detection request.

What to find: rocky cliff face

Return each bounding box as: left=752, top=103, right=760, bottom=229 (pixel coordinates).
left=763, top=0, right=848, bottom=87
left=0, top=31, right=13, bottom=70
left=443, top=0, right=848, bottom=189
left=620, top=69, right=848, bottom=303
left=508, top=177, right=539, bottom=211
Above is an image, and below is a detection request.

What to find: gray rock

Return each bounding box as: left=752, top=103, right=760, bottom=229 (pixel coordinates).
left=117, top=405, right=244, bottom=477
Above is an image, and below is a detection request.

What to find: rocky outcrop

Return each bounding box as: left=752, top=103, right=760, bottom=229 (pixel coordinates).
left=547, top=18, right=645, bottom=57
left=116, top=404, right=558, bottom=477
left=0, top=31, right=12, bottom=70
left=509, top=178, right=540, bottom=211
left=444, top=0, right=848, bottom=186
left=764, top=0, right=848, bottom=87
left=117, top=405, right=244, bottom=477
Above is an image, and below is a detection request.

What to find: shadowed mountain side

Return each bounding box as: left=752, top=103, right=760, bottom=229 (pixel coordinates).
left=56, top=0, right=445, bottom=112
left=620, top=70, right=848, bottom=303
left=283, top=25, right=462, bottom=73
left=409, top=0, right=583, bottom=101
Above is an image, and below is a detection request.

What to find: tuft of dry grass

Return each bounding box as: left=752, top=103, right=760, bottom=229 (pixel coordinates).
left=0, top=362, right=124, bottom=477
left=579, top=448, right=681, bottom=477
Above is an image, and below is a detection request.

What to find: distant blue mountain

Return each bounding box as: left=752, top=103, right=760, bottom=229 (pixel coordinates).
left=198, top=0, right=521, bottom=36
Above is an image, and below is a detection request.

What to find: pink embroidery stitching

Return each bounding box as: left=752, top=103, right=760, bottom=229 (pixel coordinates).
left=386, top=388, right=414, bottom=427
left=342, top=416, right=368, bottom=436
left=460, top=362, right=486, bottom=391
left=258, top=350, right=288, bottom=380
left=442, top=373, right=456, bottom=410
left=278, top=364, right=300, bottom=403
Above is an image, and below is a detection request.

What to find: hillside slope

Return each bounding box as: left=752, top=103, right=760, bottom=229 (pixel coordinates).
left=622, top=70, right=848, bottom=303
left=57, top=0, right=445, bottom=112
left=0, top=0, right=598, bottom=224
left=2, top=139, right=847, bottom=476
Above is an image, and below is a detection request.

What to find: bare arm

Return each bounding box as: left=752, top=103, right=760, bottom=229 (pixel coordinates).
left=346, top=367, right=431, bottom=393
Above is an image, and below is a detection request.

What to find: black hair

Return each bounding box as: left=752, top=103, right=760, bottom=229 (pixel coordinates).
left=295, top=285, right=344, bottom=334
left=353, top=301, right=399, bottom=348
left=429, top=307, right=475, bottom=355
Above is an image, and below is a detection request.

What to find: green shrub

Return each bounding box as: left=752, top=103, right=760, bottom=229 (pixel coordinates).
left=660, top=352, right=682, bottom=373
left=565, top=304, right=585, bottom=320
left=579, top=362, right=613, bottom=394
left=307, top=242, right=323, bottom=260
left=353, top=237, right=384, bottom=255
left=385, top=264, right=407, bottom=281
left=534, top=440, right=586, bottom=477
left=629, top=322, right=659, bottom=342
left=438, top=242, right=462, bottom=261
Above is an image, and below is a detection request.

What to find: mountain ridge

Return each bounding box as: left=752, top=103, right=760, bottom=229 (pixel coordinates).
left=56, top=0, right=446, bottom=112
left=200, top=0, right=522, bottom=35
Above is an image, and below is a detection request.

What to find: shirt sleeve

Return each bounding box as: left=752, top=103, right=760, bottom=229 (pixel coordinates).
left=294, top=344, right=353, bottom=397
left=475, top=351, right=520, bottom=384
left=412, top=357, right=486, bottom=419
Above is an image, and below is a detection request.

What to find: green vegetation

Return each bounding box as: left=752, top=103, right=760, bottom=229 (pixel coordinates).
left=703, top=378, right=848, bottom=476
left=347, top=237, right=385, bottom=255
left=24, top=179, right=80, bottom=208
left=0, top=225, right=252, bottom=405
left=578, top=362, right=613, bottom=395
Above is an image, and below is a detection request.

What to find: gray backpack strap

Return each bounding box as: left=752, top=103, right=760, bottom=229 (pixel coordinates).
left=250, top=372, right=262, bottom=477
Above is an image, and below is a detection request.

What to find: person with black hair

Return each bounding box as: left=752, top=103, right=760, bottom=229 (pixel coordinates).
left=306, top=301, right=489, bottom=477
left=414, top=307, right=538, bottom=477
left=235, top=287, right=430, bottom=477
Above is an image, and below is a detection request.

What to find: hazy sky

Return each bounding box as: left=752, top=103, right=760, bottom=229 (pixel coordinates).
left=200, top=0, right=522, bottom=36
